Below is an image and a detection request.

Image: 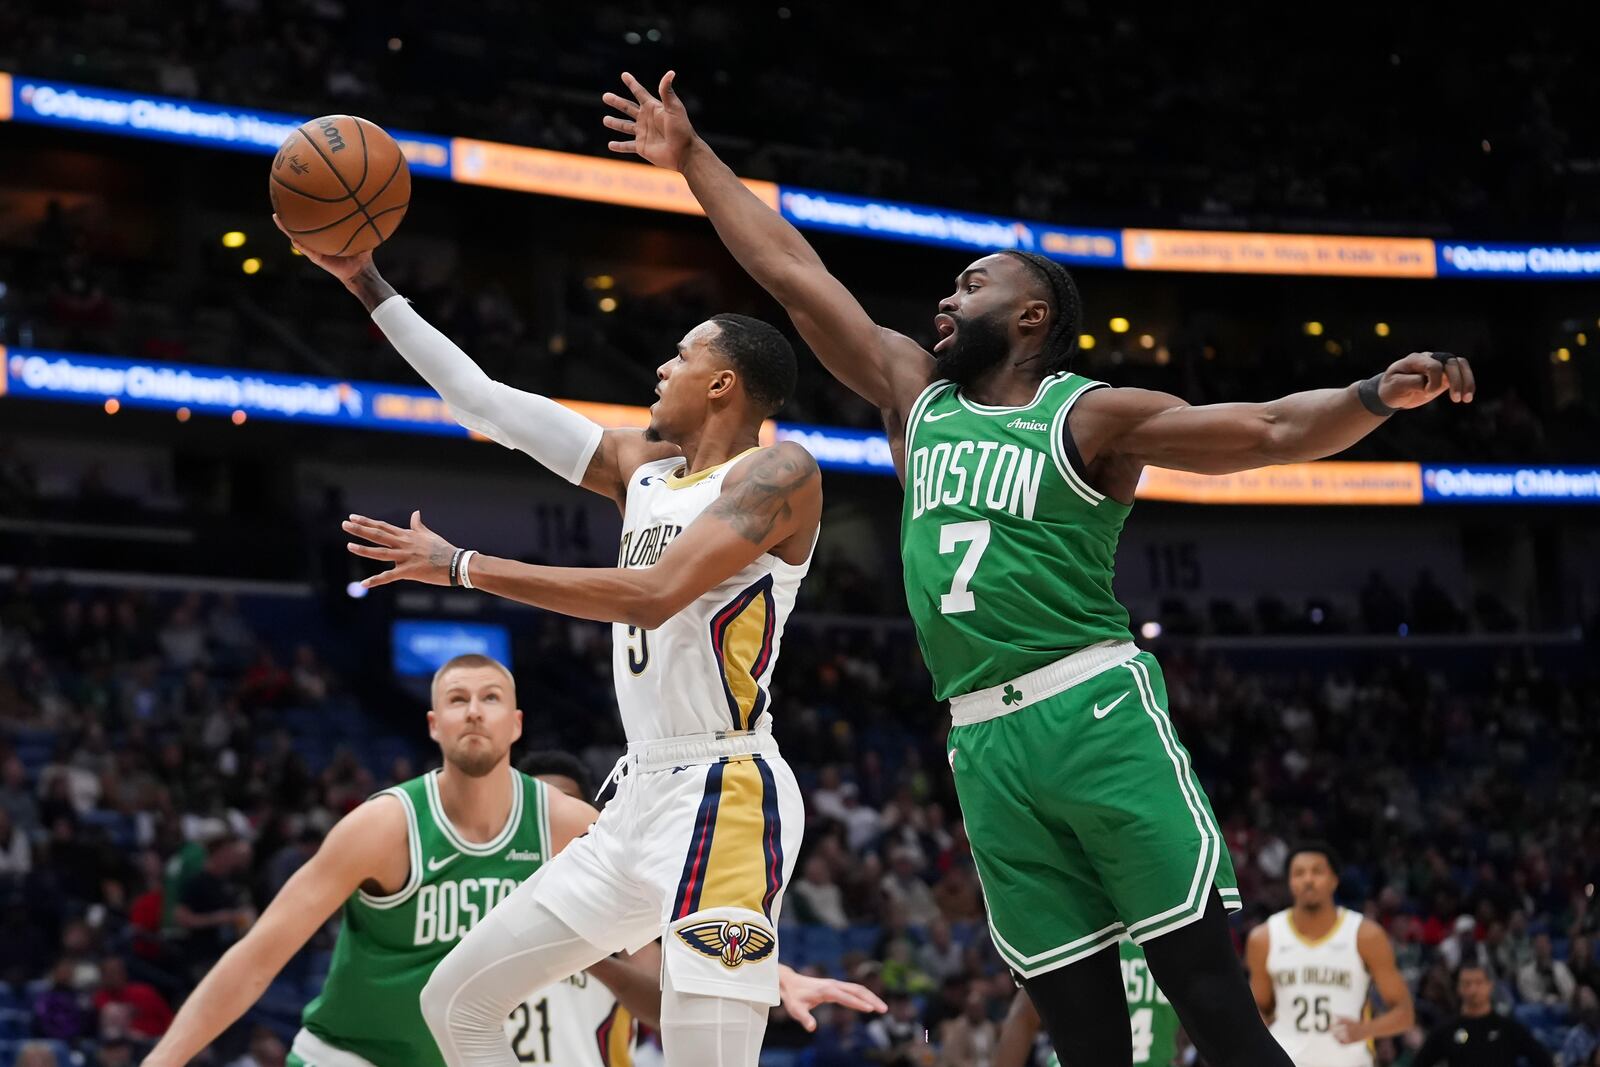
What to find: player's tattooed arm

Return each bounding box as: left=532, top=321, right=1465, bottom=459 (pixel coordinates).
left=604, top=72, right=935, bottom=425
left=704, top=442, right=821, bottom=545
left=344, top=444, right=820, bottom=628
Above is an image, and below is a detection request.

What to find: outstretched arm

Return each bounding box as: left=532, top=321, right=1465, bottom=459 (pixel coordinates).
left=1073, top=352, right=1476, bottom=496
left=275, top=217, right=674, bottom=506
left=142, top=799, right=406, bottom=1067
left=344, top=442, right=822, bottom=627
left=604, top=72, right=934, bottom=426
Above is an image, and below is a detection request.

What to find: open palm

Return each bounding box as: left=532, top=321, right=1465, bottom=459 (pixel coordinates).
left=603, top=70, right=697, bottom=172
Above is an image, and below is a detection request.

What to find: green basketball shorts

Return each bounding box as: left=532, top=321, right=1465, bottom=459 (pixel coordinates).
left=947, top=642, right=1239, bottom=978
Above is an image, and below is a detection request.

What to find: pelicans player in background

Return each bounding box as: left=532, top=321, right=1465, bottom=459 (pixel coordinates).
left=1247, top=844, right=1415, bottom=1067
left=291, top=221, right=830, bottom=1066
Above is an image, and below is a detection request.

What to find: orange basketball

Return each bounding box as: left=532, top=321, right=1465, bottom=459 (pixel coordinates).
left=269, top=115, right=411, bottom=256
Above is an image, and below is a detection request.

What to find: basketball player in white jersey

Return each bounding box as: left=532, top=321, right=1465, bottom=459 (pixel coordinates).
left=1246, top=844, right=1414, bottom=1067
left=282, top=218, right=827, bottom=1067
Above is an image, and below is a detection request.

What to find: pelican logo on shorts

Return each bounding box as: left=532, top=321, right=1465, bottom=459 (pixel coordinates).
left=676, top=920, right=778, bottom=969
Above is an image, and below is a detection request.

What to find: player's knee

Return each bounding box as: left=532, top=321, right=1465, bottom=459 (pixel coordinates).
left=663, top=907, right=783, bottom=1007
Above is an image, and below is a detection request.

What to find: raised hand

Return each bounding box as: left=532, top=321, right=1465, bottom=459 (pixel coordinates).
left=1377, top=352, right=1477, bottom=409
left=343, top=511, right=458, bottom=588
left=603, top=70, right=698, bottom=172
left=273, top=214, right=373, bottom=283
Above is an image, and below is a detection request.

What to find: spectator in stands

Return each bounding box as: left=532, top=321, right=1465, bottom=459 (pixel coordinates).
left=793, top=854, right=851, bottom=931
left=882, top=846, right=941, bottom=927
left=1564, top=988, right=1600, bottom=1067
left=0, top=756, right=41, bottom=836
left=865, top=993, right=929, bottom=1067
left=172, top=836, right=254, bottom=974
left=1571, top=937, right=1599, bottom=1001
left=0, top=806, right=31, bottom=879
left=92, top=955, right=172, bottom=1040
left=1440, top=914, right=1493, bottom=973
left=1517, top=933, right=1576, bottom=1007
left=810, top=1003, right=879, bottom=1067
left=290, top=645, right=331, bottom=704
left=918, top=919, right=967, bottom=985
left=155, top=601, right=208, bottom=670
left=1413, top=964, right=1552, bottom=1067
left=840, top=783, right=885, bottom=852
left=14, top=1042, right=61, bottom=1067
left=224, top=1025, right=287, bottom=1067
left=937, top=988, right=998, bottom=1067
left=31, top=958, right=89, bottom=1041
left=94, top=1036, right=136, bottom=1067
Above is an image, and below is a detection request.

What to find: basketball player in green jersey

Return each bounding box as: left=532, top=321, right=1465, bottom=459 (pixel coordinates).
left=141, top=654, right=881, bottom=1067
left=996, top=941, right=1181, bottom=1067
left=603, top=71, right=1476, bottom=1067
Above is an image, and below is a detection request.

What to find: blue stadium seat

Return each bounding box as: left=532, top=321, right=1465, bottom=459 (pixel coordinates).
left=844, top=924, right=882, bottom=957
left=759, top=1050, right=804, bottom=1067
left=0, top=987, right=18, bottom=1012
left=800, top=926, right=846, bottom=973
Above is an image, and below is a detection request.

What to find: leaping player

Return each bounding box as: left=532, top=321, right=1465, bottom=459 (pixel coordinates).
left=280, top=217, right=846, bottom=1067
left=603, top=71, right=1474, bottom=1067
left=1247, top=843, right=1415, bottom=1067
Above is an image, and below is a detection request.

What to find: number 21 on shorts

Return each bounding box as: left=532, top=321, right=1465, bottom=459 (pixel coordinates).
left=939, top=519, right=991, bottom=614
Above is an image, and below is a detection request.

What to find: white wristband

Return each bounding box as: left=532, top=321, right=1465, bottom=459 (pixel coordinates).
left=458, top=550, right=477, bottom=590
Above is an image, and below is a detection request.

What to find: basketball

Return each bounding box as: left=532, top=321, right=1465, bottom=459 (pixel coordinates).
left=269, top=115, right=411, bottom=256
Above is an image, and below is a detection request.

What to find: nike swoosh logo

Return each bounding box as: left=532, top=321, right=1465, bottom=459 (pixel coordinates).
left=923, top=409, right=959, bottom=422
left=427, top=854, right=461, bottom=872
left=1092, top=692, right=1129, bottom=719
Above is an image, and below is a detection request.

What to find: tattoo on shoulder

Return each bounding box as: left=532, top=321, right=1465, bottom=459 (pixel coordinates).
left=707, top=445, right=818, bottom=544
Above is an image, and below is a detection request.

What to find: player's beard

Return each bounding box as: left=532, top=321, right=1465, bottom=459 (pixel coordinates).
left=933, top=309, right=1012, bottom=387
left=446, top=736, right=504, bottom=778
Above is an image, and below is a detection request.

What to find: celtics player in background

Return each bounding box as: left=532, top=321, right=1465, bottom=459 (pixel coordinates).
left=996, top=940, right=1181, bottom=1067
left=140, top=654, right=881, bottom=1067
left=603, top=70, right=1476, bottom=1067
left=1246, top=844, right=1414, bottom=1067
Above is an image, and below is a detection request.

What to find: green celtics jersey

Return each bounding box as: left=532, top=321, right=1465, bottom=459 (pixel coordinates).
left=900, top=373, right=1133, bottom=700
left=1044, top=940, right=1178, bottom=1066
left=301, top=769, right=551, bottom=1067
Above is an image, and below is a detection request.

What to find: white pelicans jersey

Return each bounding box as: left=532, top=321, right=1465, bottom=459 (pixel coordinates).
left=1265, top=907, right=1373, bottom=1067
left=504, top=972, right=635, bottom=1067
left=612, top=450, right=812, bottom=742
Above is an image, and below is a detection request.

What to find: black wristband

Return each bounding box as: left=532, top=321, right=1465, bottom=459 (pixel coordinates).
left=1358, top=374, right=1398, bottom=417
left=448, top=547, right=464, bottom=587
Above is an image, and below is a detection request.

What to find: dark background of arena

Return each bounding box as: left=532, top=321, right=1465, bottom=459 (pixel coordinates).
left=0, top=3, right=1597, bottom=1066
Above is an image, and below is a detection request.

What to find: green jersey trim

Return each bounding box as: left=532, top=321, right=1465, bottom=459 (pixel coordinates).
left=534, top=775, right=551, bottom=859
left=355, top=788, right=422, bottom=910
left=1047, top=379, right=1112, bottom=507
left=423, top=768, right=524, bottom=856
left=953, top=372, right=1072, bottom=415
left=902, top=377, right=952, bottom=461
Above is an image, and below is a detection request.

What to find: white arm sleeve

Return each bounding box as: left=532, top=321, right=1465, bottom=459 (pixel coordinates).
left=370, top=295, right=603, bottom=485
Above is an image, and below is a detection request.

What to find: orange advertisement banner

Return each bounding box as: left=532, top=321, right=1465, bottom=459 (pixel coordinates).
left=1137, top=462, right=1422, bottom=505
left=0, top=73, right=12, bottom=122
left=450, top=138, right=779, bottom=215
left=1123, top=229, right=1436, bottom=278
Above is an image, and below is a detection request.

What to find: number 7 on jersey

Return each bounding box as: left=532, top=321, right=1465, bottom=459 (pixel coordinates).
left=938, top=520, right=991, bottom=614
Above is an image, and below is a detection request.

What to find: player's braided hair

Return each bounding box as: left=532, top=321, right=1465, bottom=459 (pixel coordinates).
left=999, top=251, right=1083, bottom=375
